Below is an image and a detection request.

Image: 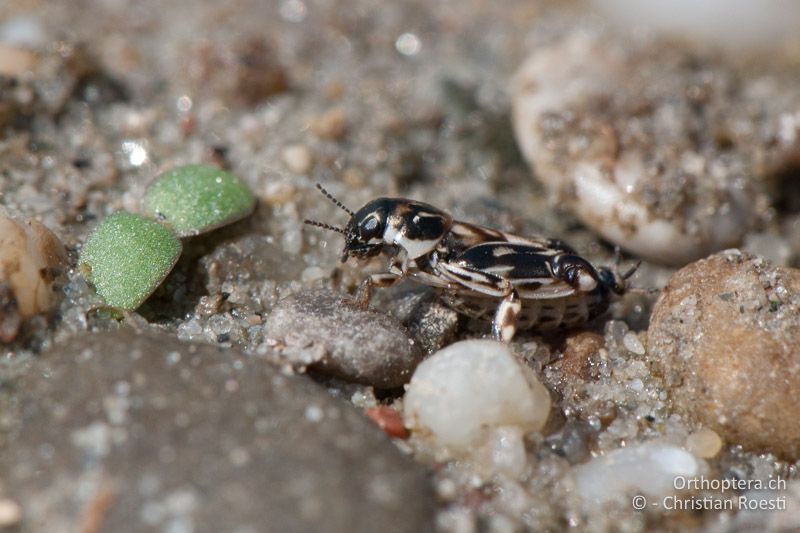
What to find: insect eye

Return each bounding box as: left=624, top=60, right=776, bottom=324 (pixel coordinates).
left=360, top=216, right=381, bottom=237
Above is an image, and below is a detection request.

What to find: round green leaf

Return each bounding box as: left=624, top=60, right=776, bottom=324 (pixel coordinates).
left=142, top=164, right=255, bottom=237
left=79, top=212, right=182, bottom=310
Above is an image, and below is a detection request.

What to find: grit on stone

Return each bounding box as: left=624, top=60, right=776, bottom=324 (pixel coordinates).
left=648, top=250, right=800, bottom=459
left=0, top=330, right=435, bottom=532
left=267, top=289, right=423, bottom=388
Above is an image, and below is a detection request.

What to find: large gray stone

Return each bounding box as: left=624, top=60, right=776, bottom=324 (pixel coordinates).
left=0, top=330, right=434, bottom=532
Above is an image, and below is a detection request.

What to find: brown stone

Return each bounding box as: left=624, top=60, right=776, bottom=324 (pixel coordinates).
left=558, top=331, right=605, bottom=382
left=648, top=250, right=800, bottom=459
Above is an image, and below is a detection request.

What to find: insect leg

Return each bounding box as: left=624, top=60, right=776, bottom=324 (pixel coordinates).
left=434, top=262, right=507, bottom=297
left=435, top=259, right=524, bottom=340
left=353, top=272, right=401, bottom=308
left=406, top=270, right=460, bottom=290
left=493, top=289, right=521, bottom=342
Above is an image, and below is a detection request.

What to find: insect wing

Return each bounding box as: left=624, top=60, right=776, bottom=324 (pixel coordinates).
left=452, top=242, right=576, bottom=299
left=447, top=221, right=508, bottom=247
left=447, top=221, right=576, bottom=254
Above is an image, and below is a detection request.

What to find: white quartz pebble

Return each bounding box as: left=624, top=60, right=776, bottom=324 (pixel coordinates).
left=404, top=340, right=550, bottom=452
left=573, top=443, right=701, bottom=505
left=685, top=428, right=724, bottom=459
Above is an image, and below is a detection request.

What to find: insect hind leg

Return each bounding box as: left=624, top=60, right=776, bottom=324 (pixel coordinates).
left=493, top=289, right=521, bottom=342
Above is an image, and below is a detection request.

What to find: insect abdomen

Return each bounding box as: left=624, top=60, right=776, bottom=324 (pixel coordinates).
left=442, top=291, right=609, bottom=331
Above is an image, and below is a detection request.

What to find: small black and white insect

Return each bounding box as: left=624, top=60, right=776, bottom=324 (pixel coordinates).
left=305, top=184, right=638, bottom=342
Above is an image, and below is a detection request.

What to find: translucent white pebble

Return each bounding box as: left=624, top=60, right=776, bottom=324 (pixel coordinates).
left=573, top=443, right=700, bottom=505
left=685, top=428, right=723, bottom=459
left=404, top=340, right=551, bottom=452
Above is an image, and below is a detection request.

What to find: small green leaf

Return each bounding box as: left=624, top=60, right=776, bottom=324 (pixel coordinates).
left=79, top=212, right=182, bottom=310
left=142, top=164, right=255, bottom=237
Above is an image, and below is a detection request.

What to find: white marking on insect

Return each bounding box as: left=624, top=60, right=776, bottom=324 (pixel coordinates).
left=512, top=277, right=557, bottom=285
left=383, top=224, right=399, bottom=244
left=492, top=246, right=515, bottom=257
left=517, top=285, right=575, bottom=299
left=399, top=236, right=441, bottom=259
left=482, top=264, right=516, bottom=274
left=577, top=271, right=598, bottom=291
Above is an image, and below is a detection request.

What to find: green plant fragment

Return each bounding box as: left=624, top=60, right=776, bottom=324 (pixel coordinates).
left=79, top=212, right=182, bottom=310
left=142, top=164, right=255, bottom=237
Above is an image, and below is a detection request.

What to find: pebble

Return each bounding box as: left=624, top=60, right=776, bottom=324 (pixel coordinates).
left=282, top=144, right=313, bottom=174
left=648, top=250, right=800, bottom=458
left=512, top=31, right=796, bottom=264
left=27, top=41, right=101, bottom=115
left=183, top=37, right=288, bottom=106
left=378, top=288, right=461, bottom=354
left=0, top=499, right=21, bottom=528
left=365, top=406, right=409, bottom=439
left=573, top=443, right=701, bottom=505
left=594, top=0, right=800, bottom=48
left=262, top=180, right=297, bottom=205
left=0, top=210, right=67, bottom=341
left=403, top=340, right=551, bottom=453
left=267, top=289, right=424, bottom=388
left=0, top=16, right=46, bottom=48
left=556, top=331, right=605, bottom=382
left=622, top=332, right=645, bottom=355
left=482, top=426, right=528, bottom=478
left=546, top=420, right=594, bottom=465
left=0, top=44, right=37, bottom=76
left=204, top=235, right=301, bottom=292
left=310, top=107, right=348, bottom=140
left=685, top=428, right=724, bottom=459
left=0, top=330, right=435, bottom=532
left=404, top=300, right=460, bottom=354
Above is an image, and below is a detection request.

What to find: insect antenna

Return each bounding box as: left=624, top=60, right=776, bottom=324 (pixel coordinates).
left=628, top=286, right=661, bottom=295
left=304, top=219, right=346, bottom=235
left=621, top=260, right=642, bottom=280
left=618, top=261, right=660, bottom=295
left=609, top=246, right=640, bottom=281
left=315, top=183, right=354, bottom=216
left=613, top=245, right=622, bottom=267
